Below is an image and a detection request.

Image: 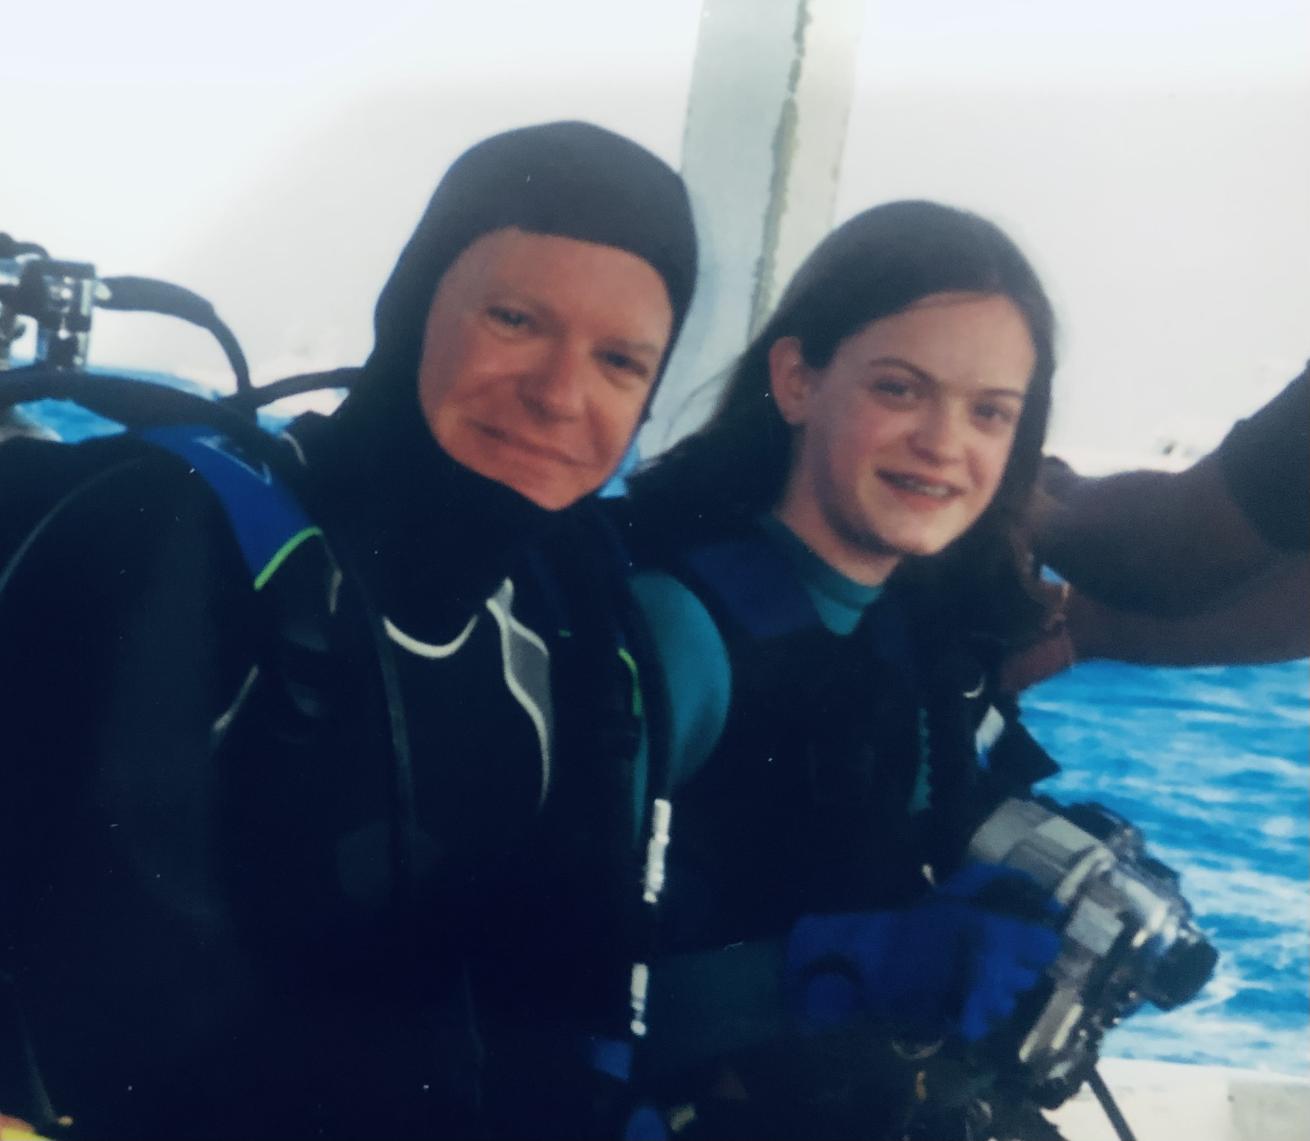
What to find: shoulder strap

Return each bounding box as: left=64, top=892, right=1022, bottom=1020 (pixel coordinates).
left=132, top=423, right=344, bottom=734
left=915, top=619, right=1062, bottom=875
left=675, top=528, right=819, bottom=642
left=979, top=694, right=1061, bottom=790
left=530, top=504, right=682, bottom=1052
left=135, top=423, right=325, bottom=590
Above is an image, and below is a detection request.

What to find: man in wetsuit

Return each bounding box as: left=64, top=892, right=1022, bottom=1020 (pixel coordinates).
left=0, top=121, right=697, bottom=1139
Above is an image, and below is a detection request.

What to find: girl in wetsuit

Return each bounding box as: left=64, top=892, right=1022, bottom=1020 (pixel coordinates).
left=620, top=200, right=1062, bottom=1138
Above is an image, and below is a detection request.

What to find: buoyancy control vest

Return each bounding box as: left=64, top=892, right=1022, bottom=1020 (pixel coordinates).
left=650, top=524, right=1060, bottom=953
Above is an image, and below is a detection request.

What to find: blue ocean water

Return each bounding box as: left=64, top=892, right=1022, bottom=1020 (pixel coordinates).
left=1023, top=658, right=1310, bottom=1076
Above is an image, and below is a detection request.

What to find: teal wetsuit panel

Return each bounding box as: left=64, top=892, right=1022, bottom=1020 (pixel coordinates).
left=644, top=939, right=788, bottom=1079
left=630, top=569, right=734, bottom=797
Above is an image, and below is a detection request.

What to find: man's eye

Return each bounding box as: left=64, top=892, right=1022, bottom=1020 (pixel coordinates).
left=600, top=350, right=652, bottom=384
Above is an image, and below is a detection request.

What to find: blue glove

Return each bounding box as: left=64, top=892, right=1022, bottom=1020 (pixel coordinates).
left=784, top=864, right=1063, bottom=1043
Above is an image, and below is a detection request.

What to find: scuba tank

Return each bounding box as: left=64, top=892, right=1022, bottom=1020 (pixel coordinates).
left=0, top=236, right=413, bottom=1137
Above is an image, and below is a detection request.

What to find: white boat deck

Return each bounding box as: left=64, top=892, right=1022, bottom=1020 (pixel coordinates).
left=1049, top=1058, right=1310, bottom=1141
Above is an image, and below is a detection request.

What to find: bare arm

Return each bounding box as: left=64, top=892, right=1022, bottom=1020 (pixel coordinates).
left=1039, top=368, right=1309, bottom=621
left=1065, top=557, right=1310, bottom=666
left=1038, top=454, right=1280, bottom=618
left=999, top=552, right=1309, bottom=691
left=1002, top=367, right=1309, bottom=684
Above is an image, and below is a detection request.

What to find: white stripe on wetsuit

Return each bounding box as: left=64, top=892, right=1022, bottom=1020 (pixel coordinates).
left=383, top=613, right=478, bottom=658
left=382, top=577, right=554, bottom=805
left=484, top=578, right=554, bottom=806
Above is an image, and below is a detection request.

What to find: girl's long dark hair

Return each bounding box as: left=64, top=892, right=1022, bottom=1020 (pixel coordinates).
left=626, top=199, right=1058, bottom=644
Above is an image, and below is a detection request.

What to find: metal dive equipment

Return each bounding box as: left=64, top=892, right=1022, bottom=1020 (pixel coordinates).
left=0, top=232, right=250, bottom=395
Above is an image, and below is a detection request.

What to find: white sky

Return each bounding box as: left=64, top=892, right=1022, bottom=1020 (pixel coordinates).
left=841, top=0, right=1310, bottom=462
left=3, top=0, right=1307, bottom=463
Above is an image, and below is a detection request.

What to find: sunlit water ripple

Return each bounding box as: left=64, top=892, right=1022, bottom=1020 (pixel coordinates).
left=1023, top=659, right=1310, bottom=1075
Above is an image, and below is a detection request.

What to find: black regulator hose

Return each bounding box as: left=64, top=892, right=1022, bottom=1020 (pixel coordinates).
left=96, top=276, right=252, bottom=398
left=223, top=366, right=357, bottom=414
left=0, top=366, right=315, bottom=523
left=0, top=233, right=49, bottom=259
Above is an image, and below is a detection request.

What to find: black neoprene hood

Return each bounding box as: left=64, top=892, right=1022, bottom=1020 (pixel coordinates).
left=310, top=121, right=699, bottom=622
left=366, top=119, right=699, bottom=391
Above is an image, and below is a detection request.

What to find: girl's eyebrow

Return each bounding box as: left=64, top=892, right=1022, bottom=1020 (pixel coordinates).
left=868, top=356, right=1026, bottom=401
left=865, top=355, right=935, bottom=383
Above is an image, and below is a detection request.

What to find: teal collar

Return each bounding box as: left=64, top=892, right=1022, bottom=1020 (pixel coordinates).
left=758, top=515, right=883, bottom=635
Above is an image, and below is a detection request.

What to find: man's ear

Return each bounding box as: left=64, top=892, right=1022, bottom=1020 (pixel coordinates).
left=768, top=337, right=811, bottom=427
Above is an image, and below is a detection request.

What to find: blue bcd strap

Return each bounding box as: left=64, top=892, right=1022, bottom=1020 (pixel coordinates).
left=136, top=423, right=323, bottom=590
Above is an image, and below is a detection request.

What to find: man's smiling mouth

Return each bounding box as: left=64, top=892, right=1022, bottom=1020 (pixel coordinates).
left=473, top=423, right=585, bottom=467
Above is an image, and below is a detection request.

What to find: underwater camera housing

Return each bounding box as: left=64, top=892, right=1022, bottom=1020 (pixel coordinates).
left=966, top=795, right=1218, bottom=1108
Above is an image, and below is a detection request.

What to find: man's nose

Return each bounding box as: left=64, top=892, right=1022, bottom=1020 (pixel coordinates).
left=520, top=339, right=587, bottom=420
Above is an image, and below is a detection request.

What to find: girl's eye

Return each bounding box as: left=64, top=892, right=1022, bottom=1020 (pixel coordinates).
left=871, top=377, right=917, bottom=401
left=979, top=400, right=1016, bottom=424
left=974, top=402, right=1018, bottom=429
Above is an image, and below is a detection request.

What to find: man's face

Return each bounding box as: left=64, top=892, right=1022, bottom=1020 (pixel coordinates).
left=417, top=227, right=674, bottom=510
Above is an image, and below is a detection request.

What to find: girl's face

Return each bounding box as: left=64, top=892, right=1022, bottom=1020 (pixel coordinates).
left=770, top=291, right=1036, bottom=584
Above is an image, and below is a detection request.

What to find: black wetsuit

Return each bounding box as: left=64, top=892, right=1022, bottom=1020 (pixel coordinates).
left=621, top=519, right=1057, bottom=1139
left=0, top=419, right=643, bottom=1139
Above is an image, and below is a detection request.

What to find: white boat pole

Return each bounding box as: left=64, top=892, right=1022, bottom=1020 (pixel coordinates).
left=640, top=0, right=865, bottom=457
